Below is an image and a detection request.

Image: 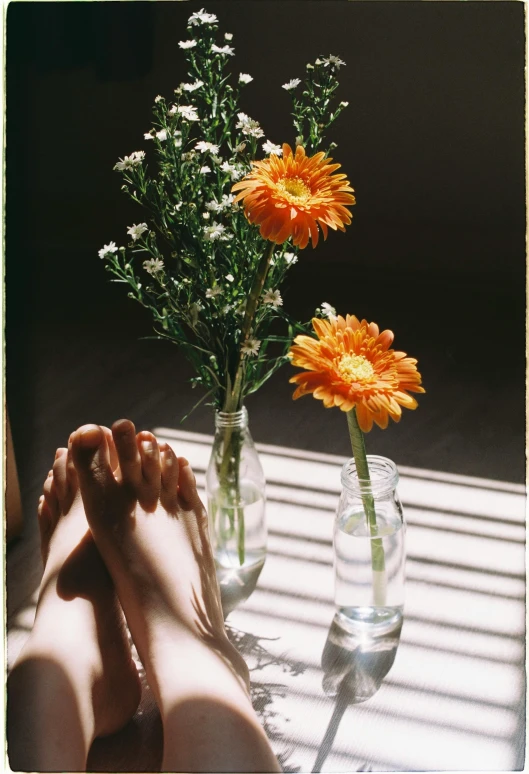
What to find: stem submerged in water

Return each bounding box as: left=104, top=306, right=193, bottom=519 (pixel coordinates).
left=217, top=242, right=275, bottom=566
left=346, top=408, right=386, bottom=605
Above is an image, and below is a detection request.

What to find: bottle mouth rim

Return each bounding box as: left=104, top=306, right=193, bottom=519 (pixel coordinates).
left=341, top=455, right=399, bottom=496
left=215, top=406, right=248, bottom=428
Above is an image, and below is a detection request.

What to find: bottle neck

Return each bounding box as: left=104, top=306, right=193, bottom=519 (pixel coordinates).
left=341, top=455, right=399, bottom=498
left=215, top=406, right=248, bottom=431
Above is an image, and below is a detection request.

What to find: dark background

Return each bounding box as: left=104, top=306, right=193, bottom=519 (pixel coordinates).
left=6, top=1, right=526, bottom=524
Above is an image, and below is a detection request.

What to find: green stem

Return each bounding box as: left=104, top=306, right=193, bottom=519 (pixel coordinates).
left=215, top=242, right=275, bottom=567
left=346, top=409, right=386, bottom=605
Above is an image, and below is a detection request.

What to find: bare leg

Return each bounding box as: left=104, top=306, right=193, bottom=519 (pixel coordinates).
left=7, top=433, right=141, bottom=772
left=71, top=420, right=281, bottom=773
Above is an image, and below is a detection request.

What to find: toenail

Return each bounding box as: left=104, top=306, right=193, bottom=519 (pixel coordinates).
left=179, top=457, right=190, bottom=467
left=79, top=426, right=103, bottom=447
left=164, top=453, right=173, bottom=465
left=142, top=440, right=154, bottom=454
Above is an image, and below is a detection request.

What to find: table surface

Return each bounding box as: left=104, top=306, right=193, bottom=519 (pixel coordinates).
left=7, top=428, right=526, bottom=772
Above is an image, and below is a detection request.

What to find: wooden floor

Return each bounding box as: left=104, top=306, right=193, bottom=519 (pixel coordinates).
left=5, top=268, right=526, bottom=768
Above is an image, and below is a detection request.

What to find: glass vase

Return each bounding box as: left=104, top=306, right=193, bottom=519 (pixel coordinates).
left=334, top=455, right=405, bottom=633
left=205, top=407, right=267, bottom=616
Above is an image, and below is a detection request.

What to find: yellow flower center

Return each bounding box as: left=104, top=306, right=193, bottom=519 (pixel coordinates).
left=278, top=176, right=311, bottom=202
left=337, top=353, right=375, bottom=383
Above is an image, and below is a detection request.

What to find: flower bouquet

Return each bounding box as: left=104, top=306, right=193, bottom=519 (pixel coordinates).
left=289, top=314, right=425, bottom=629
left=98, top=7, right=355, bottom=599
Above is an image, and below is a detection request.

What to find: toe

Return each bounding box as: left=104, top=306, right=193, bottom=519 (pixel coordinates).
left=101, top=426, right=119, bottom=472
left=160, top=443, right=179, bottom=497
left=38, top=498, right=53, bottom=562
left=137, top=431, right=161, bottom=491
left=52, top=448, right=68, bottom=505
left=177, top=458, right=203, bottom=512
left=71, top=424, right=117, bottom=526
left=43, top=474, right=60, bottom=525
left=112, top=419, right=142, bottom=488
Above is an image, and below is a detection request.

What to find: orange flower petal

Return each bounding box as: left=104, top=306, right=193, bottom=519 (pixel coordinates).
left=288, top=315, right=424, bottom=432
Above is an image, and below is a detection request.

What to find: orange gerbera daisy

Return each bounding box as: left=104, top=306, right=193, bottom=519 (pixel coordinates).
left=289, top=315, right=425, bottom=432
left=232, top=143, right=356, bottom=249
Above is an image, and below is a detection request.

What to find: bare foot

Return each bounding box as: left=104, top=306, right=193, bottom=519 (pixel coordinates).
left=70, top=421, right=249, bottom=701
left=15, top=436, right=141, bottom=736
left=70, top=420, right=280, bottom=773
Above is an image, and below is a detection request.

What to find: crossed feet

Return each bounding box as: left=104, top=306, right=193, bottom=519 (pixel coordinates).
left=8, top=420, right=276, bottom=773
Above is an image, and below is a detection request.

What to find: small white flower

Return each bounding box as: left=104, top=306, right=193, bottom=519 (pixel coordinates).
left=178, top=105, right=200, bottom=121
left=282, top=78, right=301, bottom=91
left=239, top=73, right=253, bottom=84
left=168, top=105, right=178, bottom=115
left=154, top=95, right=163, bottom=103
left=206, top=193, right=235, bottom=213
left=98, top=242, right=118, bottom=259
left=241, top=338, right=261, bottom=357
left=262, top=140, right=283, bottom=156
left=323, top=55, right=346, bottom=69
left=200, top=165, right=211, bottom=174
left=224, top=32, right=233, bottom=40
left=156, top=129, right=167, bottom=141
left=262, top=289, right=283, bottom=307
left=306, top=63, right=314, bottom=71
left=235, top=142, right=246, bottom=153
left=174, top=137, right=182, bottom=148
left=127, top=222, right=149, bottom=241
left=189, top=8, right=218, bottom=25
left=339, top=101, right=349, bottom=108
left=174, top=202, right=183, bottom=212
left=225, top=273, right=234, bottom=283
left=182, top=79, right=204, bottom=92
left=144, top=130, right=154, bottom=140
left=178, top=39, right=197, bottom=49
left=143, top=258, right=164, bottom=275
left=211, top=43, right=235, bottom=56
left=202, top=212, right=210, bottom=220
left=222, top=304, right=233, bottom=315
left=203, top=222, right=226, bottom=241
left=295, top=135, right=303, bottom=147
left=220, top=161, right=243, bottom=181
left=320, top=302, right=337, bottom=318
left=235, top=112, right=264, bottom=139
left=195, top=140, right=220, bottom=154
left=113, top=151, right=145, bottom=171
left=315, top=58, right=323, bottom=66
left=206, top=286, right=222, bottom=298
left=284, top=252, right=298, bottom=265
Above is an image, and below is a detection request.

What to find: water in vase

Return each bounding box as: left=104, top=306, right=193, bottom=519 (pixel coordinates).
left=208, top=480, right=266, bottom=616
left=334, top=508, right=405, bottom=632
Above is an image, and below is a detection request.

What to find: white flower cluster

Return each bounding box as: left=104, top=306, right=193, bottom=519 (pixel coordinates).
left=284, top=252, right=298, bottom=265
left=282, top=78, right=301, bottom=91
left=195, top=140, right=220, bottom=154
left=127, top=223, right=148, bottom=241
left=98, top=241, right=118, bottom=259
left=169, top=104, right=199, bottom=121
left=220, top=160, right=244, bottom=181
left=203, top=222, right=233, bottom=242
left=262, top=140, right=282, bottom=156
left=262, top=289, right=283, bottom=308
left=113, top=151, right=145, bottom=171
left=143, top=258, right=164, bottom=275
left=205, top=193, right=235, bottom=213
left=211, top=43, right=234, bottom=56
left=235, top=112, right=264, bottom=139
left=320, top=302, right=337, bottom=318
left=178, top=40, right=197, bottom=50
left=241, top=338, right=261, bottom=357
left=239, top=73, right=253, bottom=84
left=188, top=8, right=218, bottom=26
left=182, top=79, right=204, bottom=92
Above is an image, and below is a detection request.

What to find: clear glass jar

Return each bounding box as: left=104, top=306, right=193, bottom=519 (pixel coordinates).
left=206, top=407, right=267, bottom=616
left=334, top=455, right=405, bottom=632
